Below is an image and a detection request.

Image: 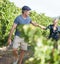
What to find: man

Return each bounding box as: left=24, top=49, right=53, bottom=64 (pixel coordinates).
left=39, top=18, right=60, bottom=49
left=8, top=6, right=41, bottom=64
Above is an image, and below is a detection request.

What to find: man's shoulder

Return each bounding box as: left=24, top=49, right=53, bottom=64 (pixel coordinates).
left=27, top=16, right=32, bottom=22
left=16, top=15, right=21, bottom=19
left=27, top=16, right=31, bottom=19
left=14, top=15, right=21, bottom=24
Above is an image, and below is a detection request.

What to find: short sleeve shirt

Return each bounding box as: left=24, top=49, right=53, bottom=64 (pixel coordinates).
left=14, top=15, right=32, bottom=37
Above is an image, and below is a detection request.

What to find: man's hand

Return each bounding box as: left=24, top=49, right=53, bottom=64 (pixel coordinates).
left=7, top=23, right=17, bottom=45
left=7, top=38, right=13, bottom=50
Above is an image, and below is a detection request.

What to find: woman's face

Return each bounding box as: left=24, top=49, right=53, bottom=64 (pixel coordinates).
left=53, top=19, right=58, bottom=26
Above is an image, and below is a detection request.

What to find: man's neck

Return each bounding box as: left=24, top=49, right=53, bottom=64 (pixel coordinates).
left=22, top=14, right=27, bottom=19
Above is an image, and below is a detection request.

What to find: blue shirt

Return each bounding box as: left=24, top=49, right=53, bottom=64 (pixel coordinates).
left=14, top=15, right=32, bottom=37
left=46, top=24, right=60, bottom=41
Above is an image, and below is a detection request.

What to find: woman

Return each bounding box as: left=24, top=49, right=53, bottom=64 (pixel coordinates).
left=39, top=18, right=60, bottom=49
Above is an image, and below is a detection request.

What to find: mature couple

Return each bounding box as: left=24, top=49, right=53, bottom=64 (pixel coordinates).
left=7, top=6, right=60, bottom=64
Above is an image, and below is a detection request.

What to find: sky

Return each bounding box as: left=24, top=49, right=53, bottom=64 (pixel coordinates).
left=9, top=0, right=60, bottom=17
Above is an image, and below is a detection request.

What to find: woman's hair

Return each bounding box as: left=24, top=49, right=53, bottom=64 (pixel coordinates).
left=53, top=18, right=59, bottom=22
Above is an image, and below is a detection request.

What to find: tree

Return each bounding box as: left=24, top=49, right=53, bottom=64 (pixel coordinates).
left=0, top=0, right=60, bottom=64
left=0, top=0, right=21, bottom=46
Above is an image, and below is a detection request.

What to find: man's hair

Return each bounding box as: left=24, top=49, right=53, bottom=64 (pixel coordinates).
left=22, top=10, right=25, bottom=13
left=22, top=6, right=31, bottom=13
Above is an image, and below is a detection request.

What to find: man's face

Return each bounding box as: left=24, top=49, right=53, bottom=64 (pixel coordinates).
left=24, top=10, right=31, bottom=16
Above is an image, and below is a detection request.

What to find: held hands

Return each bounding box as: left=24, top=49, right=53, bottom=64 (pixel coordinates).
left=38, top=24, right=46, bottom=29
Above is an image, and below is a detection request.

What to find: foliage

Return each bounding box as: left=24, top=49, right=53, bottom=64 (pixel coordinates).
left=0, top=0, right=60, bottom=64
left=0, top=0, right=21, bottom=45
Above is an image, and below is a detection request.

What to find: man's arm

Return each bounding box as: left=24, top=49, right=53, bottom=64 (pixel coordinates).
left=30, top=21, right=46, bottom=30
left=8, top=23, right=17, bottom=45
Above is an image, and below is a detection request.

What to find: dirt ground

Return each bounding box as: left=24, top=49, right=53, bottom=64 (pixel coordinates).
left=0, top=54, right=13, bottom=64
left=0, top=47, right=13, bottom=64
left=0, top=46, right=34, bottom=64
